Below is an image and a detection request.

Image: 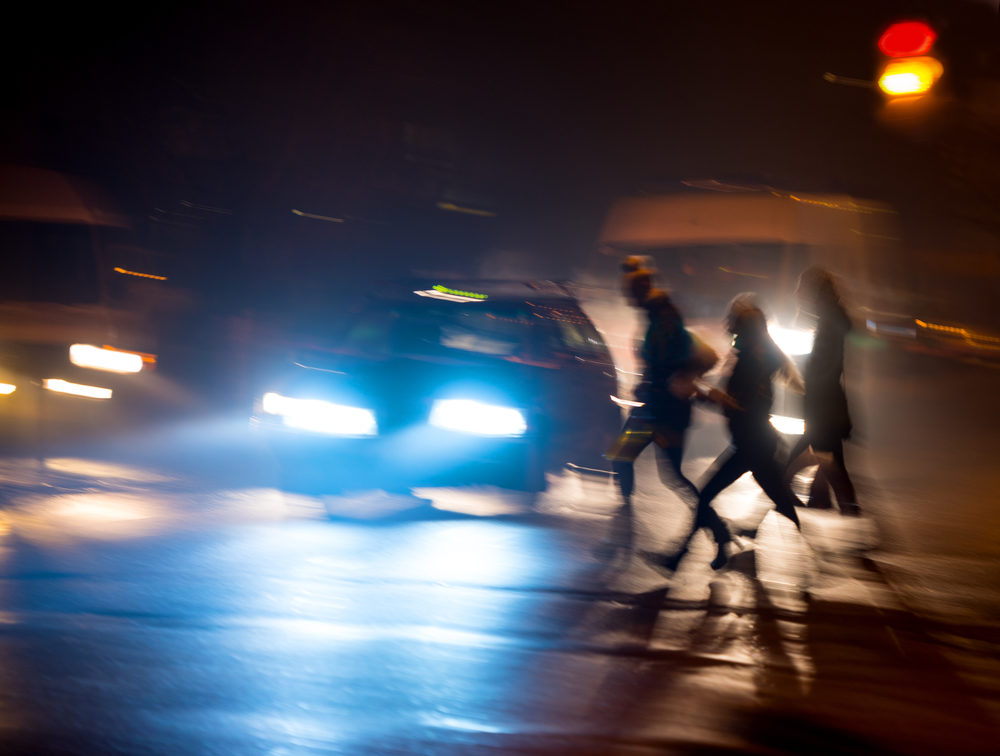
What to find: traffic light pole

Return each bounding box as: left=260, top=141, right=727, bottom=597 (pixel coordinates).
left=822, top=72, right=875, bottom=89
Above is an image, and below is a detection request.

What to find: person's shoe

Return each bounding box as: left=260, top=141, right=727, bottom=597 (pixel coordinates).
left=594, top=533, right=633, bottom=560
left=593, top=538, right=615, bottom=559
left=711, top=540, right=739, bottom=571
left=660, top=551, right=685, bottom=572
left=731, top=534, right=754, bottom=551
left=640, top=549, right=682, bottom=574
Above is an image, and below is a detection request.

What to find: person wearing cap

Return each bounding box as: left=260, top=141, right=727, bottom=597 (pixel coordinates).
left=604, top=257, right=726, bottom=551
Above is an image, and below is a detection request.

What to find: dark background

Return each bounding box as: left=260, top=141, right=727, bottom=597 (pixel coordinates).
left=3, top=0, right=999, bottom=323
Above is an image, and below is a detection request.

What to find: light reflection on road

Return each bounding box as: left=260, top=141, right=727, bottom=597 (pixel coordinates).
left=0, top=438, right=983, bottom=753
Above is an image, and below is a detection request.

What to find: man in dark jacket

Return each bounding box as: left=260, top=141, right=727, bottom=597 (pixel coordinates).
left=603, top=258, right=721, bottom=551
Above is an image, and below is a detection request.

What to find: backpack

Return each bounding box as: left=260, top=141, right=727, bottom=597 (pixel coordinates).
left=686, top=330, right=719, bottom=377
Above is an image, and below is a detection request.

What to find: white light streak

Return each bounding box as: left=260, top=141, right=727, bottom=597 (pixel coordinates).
left=43, top=379, right=113, bottom=400
left=69, top=344, right=143, bottom=373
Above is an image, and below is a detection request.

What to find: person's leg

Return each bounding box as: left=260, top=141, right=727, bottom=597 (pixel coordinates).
left=751, top=447, right=803, bottom=530
left=611, top=460, right=635, bottom=505
left=807, top=466, right=833, bottom=509
left=606, top=414, right=653, bottom=507
left=664, top=447, right=747, bottom=570
left=600, top=414, right=654, bottom=554
left=784, top=434, right=832, bottom=508
left=783, top=434, right=812, bottom=477
left=819, top=440, right=859, bottom=515
left=653, top=442, right=699, bottom=507
left=732, top=423, right=800, bottom=529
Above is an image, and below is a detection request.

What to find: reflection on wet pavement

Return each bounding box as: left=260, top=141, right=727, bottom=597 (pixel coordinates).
left=0, top=450, right=995, bottom=753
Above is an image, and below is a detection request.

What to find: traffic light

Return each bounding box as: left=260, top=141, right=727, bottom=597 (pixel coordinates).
left=877, top=21, right=944, bottom=98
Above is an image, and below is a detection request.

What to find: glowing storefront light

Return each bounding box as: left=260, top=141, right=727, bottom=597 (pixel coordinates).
left=0, top=383, right=15, bottom=395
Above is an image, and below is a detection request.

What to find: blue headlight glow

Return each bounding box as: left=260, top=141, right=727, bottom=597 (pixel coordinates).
left=262, top=392, right=377, bottom=436
left=429, top=399, right=527, bottom=437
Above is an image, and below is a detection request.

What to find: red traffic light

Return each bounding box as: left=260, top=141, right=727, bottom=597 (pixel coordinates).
left=878, top=21, right=936, bottom=57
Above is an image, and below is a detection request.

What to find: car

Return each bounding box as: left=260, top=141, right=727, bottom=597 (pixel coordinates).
left=0, top=165, right=177, bottom=453
left=250, top=279, right=623, bottom=496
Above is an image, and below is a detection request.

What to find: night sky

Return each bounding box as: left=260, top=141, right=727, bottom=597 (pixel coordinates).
left=3, top=1, right=998, bottom=298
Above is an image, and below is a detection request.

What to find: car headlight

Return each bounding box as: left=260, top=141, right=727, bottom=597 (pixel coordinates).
left=261, top=392, right=377, bottom=436
left=429, top=399, right=527, bottom=437
left=767, top=325, right=814, bottom=357
left=69, top=344, right=144, bottom=373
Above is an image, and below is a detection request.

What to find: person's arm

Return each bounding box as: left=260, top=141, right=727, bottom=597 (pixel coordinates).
left=692, top=350, right=740, bottom=410
left=693, top=382, right=740, bottom=410
left=778, top=353, right=806, bottom=394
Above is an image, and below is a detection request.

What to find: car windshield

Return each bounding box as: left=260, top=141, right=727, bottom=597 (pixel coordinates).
left=343, top=299, right=534, bottom=359
left=0, top=221, right=101, bottom=305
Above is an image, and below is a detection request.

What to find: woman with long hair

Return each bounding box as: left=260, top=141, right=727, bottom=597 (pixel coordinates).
left=664, top=295, right=805, bottom=571
left=785, top=267, right=860, bottom=516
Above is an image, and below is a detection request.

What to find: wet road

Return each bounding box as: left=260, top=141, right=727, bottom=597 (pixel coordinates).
left=0, top=343, right=998, bottom=754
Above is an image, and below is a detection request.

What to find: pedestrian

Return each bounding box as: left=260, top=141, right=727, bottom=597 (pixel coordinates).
left=603, top=257, right=721, bottom=549
left=784, top=267, right=860, bottom=516
left=664, top=294, right=805, bottom=572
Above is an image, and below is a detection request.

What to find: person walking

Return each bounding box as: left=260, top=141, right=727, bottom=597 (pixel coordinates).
left=784, top=267, right=860, bottom=516
left=603, top=257, right=721, bottom=550
left=664, top=295, right=805, bottom=572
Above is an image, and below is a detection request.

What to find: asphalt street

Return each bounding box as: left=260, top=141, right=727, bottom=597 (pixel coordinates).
left=0, top=343, right=997, bottom=754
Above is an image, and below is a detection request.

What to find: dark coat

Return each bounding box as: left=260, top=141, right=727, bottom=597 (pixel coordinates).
left=634, top=293, right=693, bottom=429
left=804, top=299, right=852, bottom=450
left=724, top=333, right=785, bottom=444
